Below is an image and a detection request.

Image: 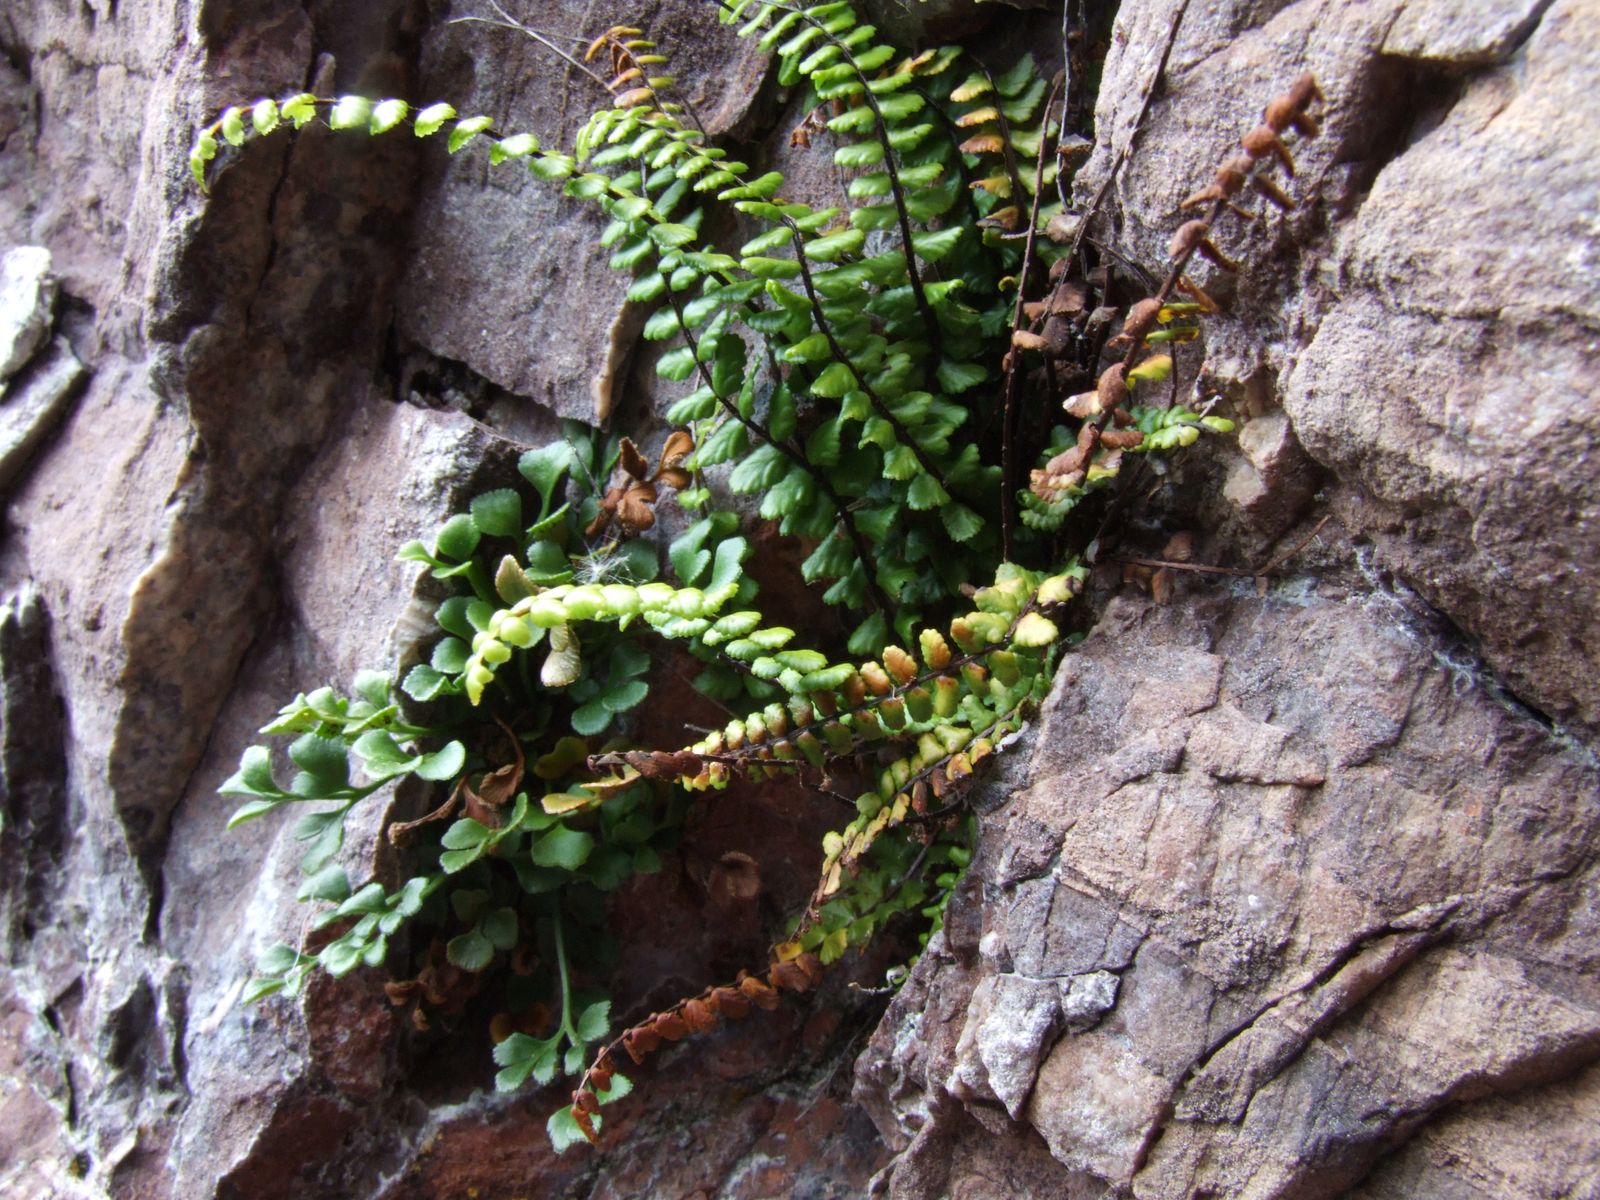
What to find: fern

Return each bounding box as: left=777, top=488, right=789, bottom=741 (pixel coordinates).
left=195, top=3, right=1322, bottom=1152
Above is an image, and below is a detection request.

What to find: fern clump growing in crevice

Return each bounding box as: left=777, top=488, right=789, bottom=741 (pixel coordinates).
left=196, top=0, right=1322, bottom=1151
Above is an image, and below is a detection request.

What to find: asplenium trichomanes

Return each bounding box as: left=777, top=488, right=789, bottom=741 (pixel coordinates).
left=197, top=0, right=1320, bottom=1150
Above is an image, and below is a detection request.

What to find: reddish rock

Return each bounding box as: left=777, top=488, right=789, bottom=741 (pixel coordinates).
left=856, top=589, right=1600, bottom=1197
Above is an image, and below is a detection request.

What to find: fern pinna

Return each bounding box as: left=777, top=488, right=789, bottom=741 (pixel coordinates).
left=196, top=0, right=1321, bottom=1150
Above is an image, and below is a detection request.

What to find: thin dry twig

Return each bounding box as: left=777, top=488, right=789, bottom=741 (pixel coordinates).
left=1113, top=555, right=1255, bottom=577
left=451, top=4, right=612, bottom=92
left=1001, top=76, right=1065, bottom=559
left=1253, top=512, right=1334, bottom=574
left=1112, top=512, right=1337, bottom=580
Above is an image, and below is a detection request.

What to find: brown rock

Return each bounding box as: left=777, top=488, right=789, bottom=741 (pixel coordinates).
left=1382, top=0, right=1553, bottom=65
left=0, top=246, right=56, bottom=382
left=1078, top=0, right=1600, bottom=733
left=395, top=0, right=772, bottom=425
left=5, top=2, right=1598, bottom=1199
left=857, top=590, right=1600, bottom=1197
left=1284, top=0, right=1600, bottom=733
left=1348, top=1059, right=1600, bottom=1199
left=1220, top=411, right=1318, bottom=537
left=0, top=0, right=898, bottom=1195
left=1027, top=1031, right=1170, bottom=1184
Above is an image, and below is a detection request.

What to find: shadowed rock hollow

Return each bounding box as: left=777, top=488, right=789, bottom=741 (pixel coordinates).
left=0, top=1, right=1595, bottom=1197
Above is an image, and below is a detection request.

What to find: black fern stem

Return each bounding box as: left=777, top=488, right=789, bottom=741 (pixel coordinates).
left=1079, top=61, right=1315, bottom=477
left=754, top=344, right=898, bottom=619
left=741, top=0, right=944, bottom=364
left=846, top=79, right=945, bottom=365
left=603, top=591, right=1059, bottom=780
left=909, top=83, right=990, bottom=227
left=786, top=245, right=953, bottom=495
left=599, top=30, right=712, bottom=138
left=709, top=1, right=956, bottom=495
left=633, top=155, right=893, bottom=615
left=1064, top=0, right=1190, bottom=267
left=618, top=114, right=956, bottom=499
left=754, top=206, right=952, bottom=495
left=1000, top=80, right=1062, bottom=560
left=663, top=287, right=894, bottom=617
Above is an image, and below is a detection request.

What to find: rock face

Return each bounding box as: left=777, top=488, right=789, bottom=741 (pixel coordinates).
left=849, top=0, right=1600, bottom=1195
left=393, top=0, right=774, bottom=426
left=1078, top=0, right=1600, bottom=736
left=856, top=584, right=1600, bottom=1198
left=0, top=0, right=905, bottom=1194
left=0, top=1, right=1597, bottom=1199
left=0, top=246, right=56, bottom=380
left=0, top=246, right=85, bottom=497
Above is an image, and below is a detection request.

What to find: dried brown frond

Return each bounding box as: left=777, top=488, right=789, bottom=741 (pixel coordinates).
left=1097, top=363, right=1129, bottom=410
left=1241, top=123, right=1296, bottom=174
left=1252, top=173, right=1295, bottom=210
left=1031, top=73, right=1323, bottom=509
left=1100, top=429, right=1146, bottom=450
left=959, top=133, right=1007, bottom=155
left=1121, top=298, right=1162, bottom=341
left=586, top=433, right=696, bottom=539
left=566, top=949, right=831, bottom=1147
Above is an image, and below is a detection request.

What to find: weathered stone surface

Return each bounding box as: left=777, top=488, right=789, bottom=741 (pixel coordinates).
left=861, top=0, right=1025, bottom=42
left=394, top=0, right=773, bottom=425
left=951, top=972, right=1066, bottom=1117
left=1077, top=0, right=1600, bottom=733
left=1286, top=0, right=1600, bottom=735
left=372, top=1025, right=888, bottom=1200
left=0, top=4, right=896, bottom=1195
left=856, top=587, right=1600, bottom=1197
left=0, top=245, right=55, bottom=381
left=1348, top=1060, right=1600, bottom=1199
left=156, top=401, right=523, bottom=1200
left=1220, top=411, right=1318, bottom=538
left=1382, top=0, right=1553, bottom=64
left=0, top=583, right=68, bottom=953
left=0, top=977, right=85, bottom=1199
left=0, top=337, right=87, bottom=495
